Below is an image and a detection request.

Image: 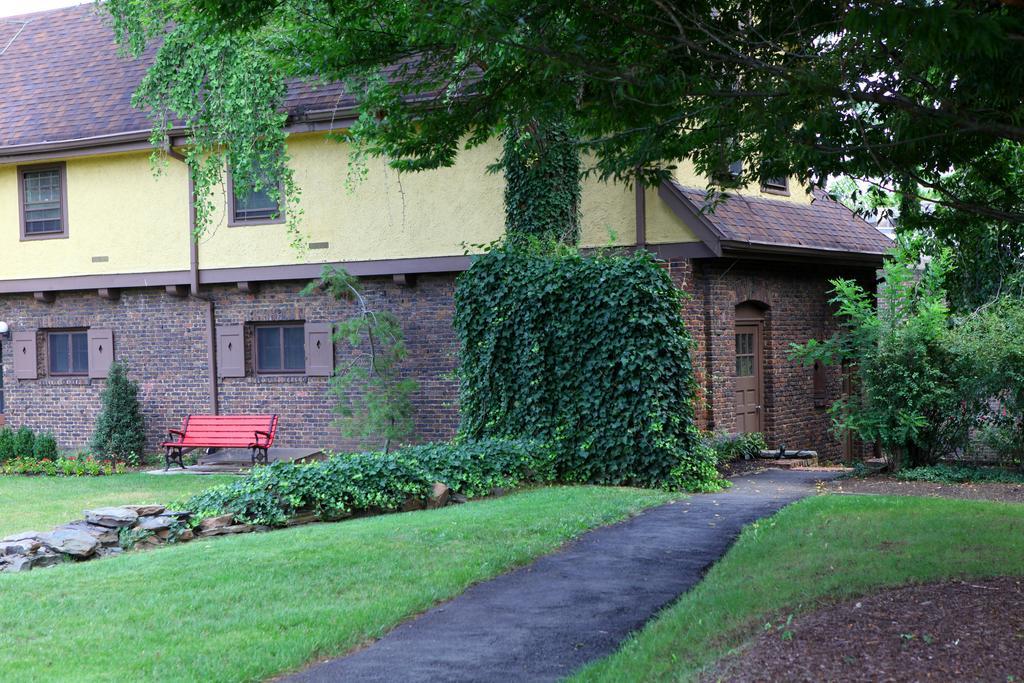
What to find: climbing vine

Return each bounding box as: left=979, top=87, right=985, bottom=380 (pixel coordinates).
left=501, top=116, right=582, bottom=244
left=454, top=242, right=717, bottom=489
left=106, top=3, right=303, bottom=246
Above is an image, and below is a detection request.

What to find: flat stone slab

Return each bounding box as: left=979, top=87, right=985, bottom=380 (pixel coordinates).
left=145, top=447, right=325, bottom=475
left=285, top=469, right=839, bottom=683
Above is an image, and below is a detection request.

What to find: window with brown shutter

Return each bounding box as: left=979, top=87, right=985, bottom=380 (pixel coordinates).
left=304, top=322, right=334, bottom=376
left=87, top=328, right=114, bottom=379
left=12, top=330, right=37, bottom=380
left=217, top=325, right=245, bottom=378
left=813, top=359, right=827, bottom=407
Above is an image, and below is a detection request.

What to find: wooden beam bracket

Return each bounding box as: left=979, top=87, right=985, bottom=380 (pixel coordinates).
left=165, top=284, right=189, bottom=298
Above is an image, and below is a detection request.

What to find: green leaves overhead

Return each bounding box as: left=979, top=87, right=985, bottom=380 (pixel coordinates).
left=454, top=243, right=715, bottom=489
left=108, top=0, right=1024, bottom=228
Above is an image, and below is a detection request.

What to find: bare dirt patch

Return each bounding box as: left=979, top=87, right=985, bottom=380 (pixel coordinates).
left=706, top=577, right=1024, bottom=682
left=823, top=476, right=1024, bottom=503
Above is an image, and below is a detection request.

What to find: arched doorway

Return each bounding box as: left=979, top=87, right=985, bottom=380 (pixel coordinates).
left=734, top=302, right=766, bottom=433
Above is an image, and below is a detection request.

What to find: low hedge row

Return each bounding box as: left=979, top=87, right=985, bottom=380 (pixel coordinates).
left=895, top=463, right=1024, bottom=484
left=0, top=456, right=127, bottom=477
left=183, top=438, right=554, bottom=526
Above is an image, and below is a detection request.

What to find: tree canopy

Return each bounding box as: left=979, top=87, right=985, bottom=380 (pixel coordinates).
left=107, top=0, right=1024, bottom=229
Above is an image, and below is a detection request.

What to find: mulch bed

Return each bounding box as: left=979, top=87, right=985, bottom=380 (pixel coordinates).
left=705, top=577, right=1024, bottom=682
left=823, top=476, right=1024, bottom=504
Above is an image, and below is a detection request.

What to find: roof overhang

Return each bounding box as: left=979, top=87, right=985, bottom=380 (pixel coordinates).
left=658, top=179, right=888, bottom=266
left=0, top=108, right=361, bottom=164
left=657, top=180, right=723, bottom=256
left=720, top=240, right=886, bottom=266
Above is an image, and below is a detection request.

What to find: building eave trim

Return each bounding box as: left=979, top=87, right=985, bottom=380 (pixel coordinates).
left=719, top=240, right=887, bottom=265
left=657, top=181, right=724, bottom=256
left=0, top=242, right=730, bottom=296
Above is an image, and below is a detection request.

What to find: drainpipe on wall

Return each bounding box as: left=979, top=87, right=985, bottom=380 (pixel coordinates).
left=167, top=143, right=219, bottom=414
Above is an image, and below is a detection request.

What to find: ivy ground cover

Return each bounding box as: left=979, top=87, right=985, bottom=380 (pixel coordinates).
left=0, top=486, right=673, bottom=682
left=574, top=494, right=1024, bottom=682
left=0, top=473, right=236, bottom=538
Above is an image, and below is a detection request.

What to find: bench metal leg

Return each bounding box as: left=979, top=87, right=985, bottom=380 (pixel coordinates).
left=165, top=447, right=186, bottom=471
left=250, top=446, right=269, bottom=466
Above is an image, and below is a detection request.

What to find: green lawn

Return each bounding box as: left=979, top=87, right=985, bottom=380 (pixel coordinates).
left=0, top=485, right=673, bottom=682
left=0, top=473, right=237, bottom=538
left=575, top=494, right=1024, bottom=682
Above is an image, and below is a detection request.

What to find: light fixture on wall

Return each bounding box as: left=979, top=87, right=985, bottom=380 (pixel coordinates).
left=0, top=322, right=10, bottom=340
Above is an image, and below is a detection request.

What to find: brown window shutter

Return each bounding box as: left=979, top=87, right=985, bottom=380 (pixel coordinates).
left=813, top=359, right=827, bottom=407
left=304, top=322, right=334, bottom=376
left=87, top=328, right=114, bottom=379
left=217, top=325, right=245, bottom=378
left=12, top=330, right=37, bottom=380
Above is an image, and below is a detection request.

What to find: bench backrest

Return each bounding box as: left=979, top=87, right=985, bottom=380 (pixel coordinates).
left=178, top=414, right=279, bottom=448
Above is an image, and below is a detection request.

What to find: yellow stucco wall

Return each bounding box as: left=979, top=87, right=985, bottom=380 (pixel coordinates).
left=0, top=153, right=191, bottom=279
left=202, top=135, right=706, bottom=268
left=0, top=132, right=811, bottom=282
left=672, top=159, right=814, bottom=205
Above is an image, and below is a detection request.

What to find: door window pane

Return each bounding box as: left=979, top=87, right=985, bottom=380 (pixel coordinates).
left=735, top=333, right=755, bottom=377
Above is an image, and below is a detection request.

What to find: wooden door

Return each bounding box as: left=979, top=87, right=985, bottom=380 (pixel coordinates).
left=734, top=323, right=763, bottom=433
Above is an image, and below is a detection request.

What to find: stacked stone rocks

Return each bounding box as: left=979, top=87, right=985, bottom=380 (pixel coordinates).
left=0, top=504, right=197, bottom=573
left=1, top=483, right=458, bottom=574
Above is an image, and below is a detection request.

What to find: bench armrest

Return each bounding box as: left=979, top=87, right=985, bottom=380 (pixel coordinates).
left=253, top=430, right=272, bottom=444
left=167, top=429, right=185, bottom=439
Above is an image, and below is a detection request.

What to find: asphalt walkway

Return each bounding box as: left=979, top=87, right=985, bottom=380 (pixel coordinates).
left=286, top=468, right=835, bottom=682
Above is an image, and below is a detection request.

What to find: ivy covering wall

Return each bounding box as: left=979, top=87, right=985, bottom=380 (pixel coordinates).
left=454, top=245, right=715, bottom=489
left=502, top=117, right=582, bottom=244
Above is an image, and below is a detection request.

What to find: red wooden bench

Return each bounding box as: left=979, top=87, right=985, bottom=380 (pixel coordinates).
left=161, top=414, right=279, bottom=470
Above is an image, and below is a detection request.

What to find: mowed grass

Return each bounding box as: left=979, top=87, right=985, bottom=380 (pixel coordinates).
left=0, top=473, right=236, bottom=537
left=0, top=485, right=674, bottom=682
left=575, top=494, right=1024, bottom=682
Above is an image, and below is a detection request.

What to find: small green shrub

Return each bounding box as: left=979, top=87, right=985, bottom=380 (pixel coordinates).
left=182, top=438, right=553, bottom=526
left=705, top=431, right=767, bottom=464
left=667, top=436, right=726, bottom=493
left=792, top=245, right=978, bottom=469
left=91, top=362, right=147, bottom=466
left=12, top=427, right=35, bottom=458
left=896, top=464, right=1024, bottom=485
left=0, top=427, right=14, bottom=463
left=32, top=433, right=59, bottom=461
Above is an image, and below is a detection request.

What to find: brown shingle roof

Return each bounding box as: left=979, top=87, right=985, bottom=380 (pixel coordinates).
left=0, top=4, right=356, bottom=149
left=675, top=183, right=893, bottom=257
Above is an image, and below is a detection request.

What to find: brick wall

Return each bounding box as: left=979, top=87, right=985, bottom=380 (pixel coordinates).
left=0, top=275, right=460, bottom=453
left=0, top=257, right=876, bottom=461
